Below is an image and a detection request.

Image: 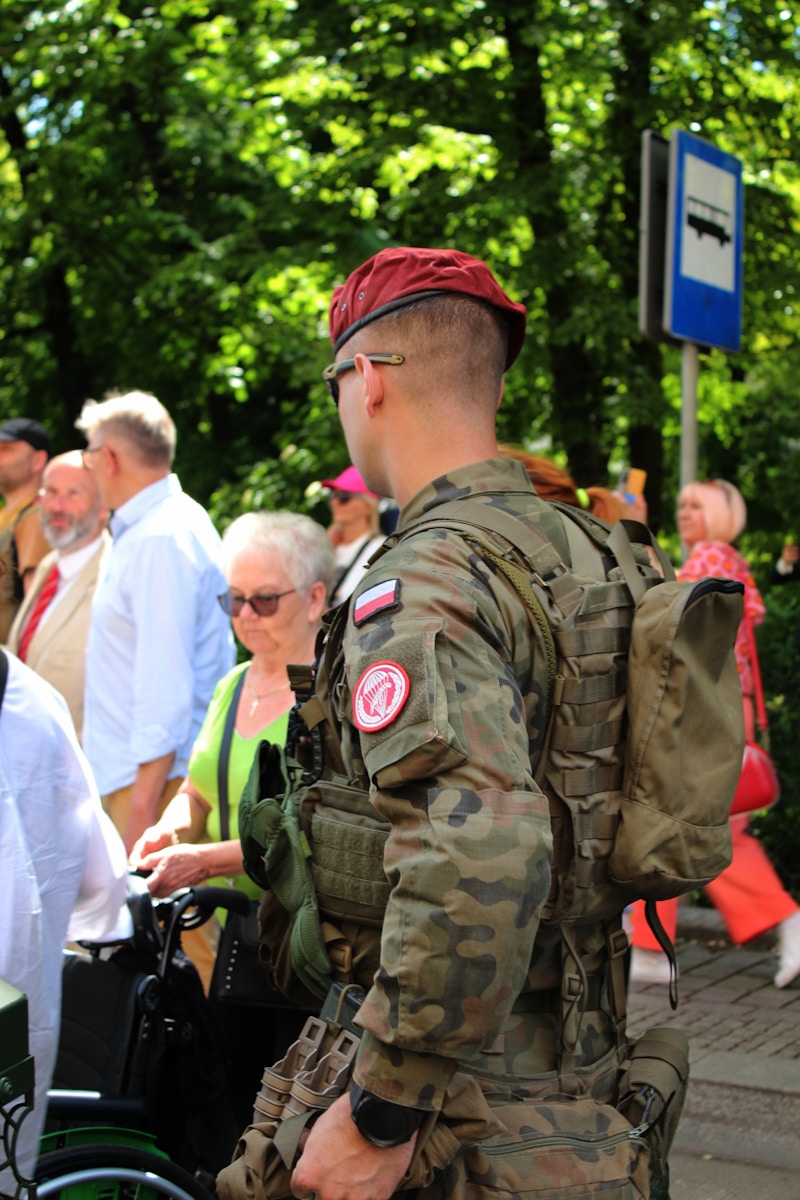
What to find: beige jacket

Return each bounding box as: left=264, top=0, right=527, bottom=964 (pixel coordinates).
left=6, top=532, right=111, bottom=741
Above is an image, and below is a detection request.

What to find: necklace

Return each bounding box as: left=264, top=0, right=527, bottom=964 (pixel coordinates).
left=244, top=673, right=290, bottom=718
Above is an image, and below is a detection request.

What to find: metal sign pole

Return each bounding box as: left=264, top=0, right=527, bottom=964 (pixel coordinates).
left=680, top=341, right=699, bottom=494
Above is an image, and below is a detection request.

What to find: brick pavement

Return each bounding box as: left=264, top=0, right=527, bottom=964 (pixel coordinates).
left=627, top=916, right=800, bottom=1090
left=627, top=909, right=800, bottom=1192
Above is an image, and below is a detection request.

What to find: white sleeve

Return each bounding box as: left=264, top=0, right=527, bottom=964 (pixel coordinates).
left=67, top=800, right=133, bottom=943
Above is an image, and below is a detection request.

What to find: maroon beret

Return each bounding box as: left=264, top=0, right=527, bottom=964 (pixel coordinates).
left=328, top=246, right=527, bottom=368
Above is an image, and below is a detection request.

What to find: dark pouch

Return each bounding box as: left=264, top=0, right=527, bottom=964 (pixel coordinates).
left=616, top=1026, right=690, bottom=1183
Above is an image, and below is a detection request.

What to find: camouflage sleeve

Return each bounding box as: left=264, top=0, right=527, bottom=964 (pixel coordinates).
left=343, top=528, right=553, bottom=1109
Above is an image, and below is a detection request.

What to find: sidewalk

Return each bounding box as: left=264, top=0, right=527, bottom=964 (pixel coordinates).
left=627, top=905, right=800, bottom=1198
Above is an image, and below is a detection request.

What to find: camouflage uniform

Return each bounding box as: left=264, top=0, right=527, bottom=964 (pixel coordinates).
left=309, top=458, right=625, bottom=1184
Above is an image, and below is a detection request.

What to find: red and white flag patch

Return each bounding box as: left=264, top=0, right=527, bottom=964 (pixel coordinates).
left=353, top=661, right=410, bottom=731
left=353, top=578, right=401, bottom=626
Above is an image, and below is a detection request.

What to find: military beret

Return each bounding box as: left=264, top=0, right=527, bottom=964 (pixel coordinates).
left=329, top=246, right=527, bottom=368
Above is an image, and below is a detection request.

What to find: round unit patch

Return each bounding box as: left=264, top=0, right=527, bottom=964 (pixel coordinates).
left=352, top=661, right=410, bottom=732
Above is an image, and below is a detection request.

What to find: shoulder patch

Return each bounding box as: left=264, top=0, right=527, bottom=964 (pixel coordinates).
left=353, top=578, right=401, bottom=626
left=352, top=661, right=410, bottom=731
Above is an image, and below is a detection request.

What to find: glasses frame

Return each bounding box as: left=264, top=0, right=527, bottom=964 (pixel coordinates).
left=81, top=446, right=104, bottom=468
left=217, top=589, right=297, bottom=618
left=322, top=353, right=405, bottom=406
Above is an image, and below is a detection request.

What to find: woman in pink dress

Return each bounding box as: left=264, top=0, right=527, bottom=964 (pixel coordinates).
left=629, top=479, right=800, bottom=988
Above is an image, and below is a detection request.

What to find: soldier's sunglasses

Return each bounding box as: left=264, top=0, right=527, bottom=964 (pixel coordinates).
left=322, top=353, right=405, bottom=406
left=217, top=589, right=297, bottom=617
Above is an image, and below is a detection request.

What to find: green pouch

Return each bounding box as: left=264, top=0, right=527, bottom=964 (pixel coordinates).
left=238, top=740, right=332, bottom=1001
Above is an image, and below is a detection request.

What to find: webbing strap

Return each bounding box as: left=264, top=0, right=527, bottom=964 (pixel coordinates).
left=556, top=625, right=629, bottom=657
left=298, top=695, right=326, bottom=732
left=398, top=496, right=551, bottom=558
left=572, top=811, right=618, bottom=842
left=606, top=922, right=630, bottom=1059
left=552, top=718, right=625, bottom=753
left=608, top=518, right=675, bottom=602
left=554, top=763, right=622, bottom=797
left=553, top=669, right=626, bottom=705
left=645, top=898, right=680, bottom=1010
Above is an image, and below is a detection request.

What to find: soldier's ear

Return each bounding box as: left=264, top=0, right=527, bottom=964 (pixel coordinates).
left=495, top=378, right=505, bottom=412
left=354, top=353, right=385, bottom=418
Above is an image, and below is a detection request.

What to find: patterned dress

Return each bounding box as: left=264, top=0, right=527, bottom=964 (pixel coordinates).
left=677, top=539, right=765, bottom=697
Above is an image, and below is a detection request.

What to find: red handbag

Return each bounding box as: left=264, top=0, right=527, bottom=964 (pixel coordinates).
left=730, top=613, right=780, bottom=815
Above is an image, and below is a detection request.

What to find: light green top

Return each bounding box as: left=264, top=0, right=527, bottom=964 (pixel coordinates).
left=187, top=661, right=289, bottom=897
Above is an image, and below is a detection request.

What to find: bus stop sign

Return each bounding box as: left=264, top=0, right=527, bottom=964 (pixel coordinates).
left=662, top=129, right=744, bottom=352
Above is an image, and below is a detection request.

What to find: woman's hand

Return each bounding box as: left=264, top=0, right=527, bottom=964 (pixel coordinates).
left=135, top=842, right=210, bottom=897
left=129, top=825, right=177, bottom=867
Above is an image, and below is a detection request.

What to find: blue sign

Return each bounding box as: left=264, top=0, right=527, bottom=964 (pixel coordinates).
left=663, top=130, right=744, bottom=351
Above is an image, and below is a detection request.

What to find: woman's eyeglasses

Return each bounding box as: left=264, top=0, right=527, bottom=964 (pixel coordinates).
left=322, top=353, right=405, bottom=406
left=328, top=491, right=358, bottom=503
left=217, top=589, right=297, bottom=618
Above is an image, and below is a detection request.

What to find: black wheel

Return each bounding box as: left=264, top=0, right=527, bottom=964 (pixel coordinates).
left=35, top=1143, right=214, bottom=1200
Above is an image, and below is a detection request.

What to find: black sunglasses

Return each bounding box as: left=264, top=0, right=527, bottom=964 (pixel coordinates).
left=217, top=589, right=296, bottom=618
left=328, top=491, right=359, bottom=503
left=322, top=353, right=405, bottom=406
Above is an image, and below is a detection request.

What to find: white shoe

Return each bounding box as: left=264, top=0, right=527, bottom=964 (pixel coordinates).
left=774, top=910, right=800, bottom=988
left=629, top=947, right=673, bottom=985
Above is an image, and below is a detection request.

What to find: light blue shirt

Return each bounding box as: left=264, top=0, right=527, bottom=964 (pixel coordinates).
left=83, top=474, right=235, bottom=794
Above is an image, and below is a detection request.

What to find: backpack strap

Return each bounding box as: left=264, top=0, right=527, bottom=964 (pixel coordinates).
left=217, top=669, right=248, bottom=843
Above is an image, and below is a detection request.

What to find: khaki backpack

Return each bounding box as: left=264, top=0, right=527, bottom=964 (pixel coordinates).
left=392, top=502, right=743, bottom=923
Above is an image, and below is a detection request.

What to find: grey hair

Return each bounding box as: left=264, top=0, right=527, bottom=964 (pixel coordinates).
left=221, top=510, right=335, bottom=596
left=76, top=390, right=176, bottom=468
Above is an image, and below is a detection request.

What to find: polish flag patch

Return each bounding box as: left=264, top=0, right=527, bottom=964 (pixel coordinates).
left=353, top=661, right=410, bottom=731
left=353, top=578, right=401, bottom=626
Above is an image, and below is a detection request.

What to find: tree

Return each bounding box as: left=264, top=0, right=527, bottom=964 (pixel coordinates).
left=0, top=0, right=798, bottom=536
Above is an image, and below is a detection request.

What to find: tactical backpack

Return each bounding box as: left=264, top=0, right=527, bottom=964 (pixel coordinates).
left=399, top=501, right=744, bottom=925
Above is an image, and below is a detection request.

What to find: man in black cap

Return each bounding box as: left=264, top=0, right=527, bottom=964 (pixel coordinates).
left=0, top=418, right=52, bottom=642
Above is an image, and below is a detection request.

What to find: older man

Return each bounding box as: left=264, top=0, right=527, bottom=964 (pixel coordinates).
left=77, top=390, right=234, bottom=852
left=0, top=418, right=52, bottom=641
left=6, top=451, right=110, bottom=740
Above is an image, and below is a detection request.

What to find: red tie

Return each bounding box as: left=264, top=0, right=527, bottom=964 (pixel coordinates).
left=18, top=563, right=60, bottom=663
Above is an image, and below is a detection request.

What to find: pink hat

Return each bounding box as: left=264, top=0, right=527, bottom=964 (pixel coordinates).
left=328, top=246, right=527, bottom=369
left=320, top=465, right=379, bottom=499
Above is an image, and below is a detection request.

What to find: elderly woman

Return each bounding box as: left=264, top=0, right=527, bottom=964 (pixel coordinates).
left=130, top=510, right=334, bottom=1123
left=130, top=509, right=334, bottom=908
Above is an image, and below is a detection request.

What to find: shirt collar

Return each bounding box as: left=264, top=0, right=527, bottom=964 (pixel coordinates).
left=110, top=474, right=181, bottom=538
left=57, top=533, right=105, bottom=582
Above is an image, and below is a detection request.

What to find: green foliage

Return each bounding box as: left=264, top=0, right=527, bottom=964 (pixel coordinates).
left=1, top=0, right=798, bottom=520
left=749, top=585, right=800, bottom=899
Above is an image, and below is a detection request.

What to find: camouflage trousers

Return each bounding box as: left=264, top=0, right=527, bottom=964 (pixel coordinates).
left=216, top=1013, right=662, bottom=1200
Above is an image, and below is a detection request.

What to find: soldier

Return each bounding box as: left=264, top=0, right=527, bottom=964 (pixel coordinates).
left=280, top=247, right=642, bottom=1200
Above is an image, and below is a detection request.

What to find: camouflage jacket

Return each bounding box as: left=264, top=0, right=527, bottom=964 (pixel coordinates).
left=316, top=458, right=619, bottom=1111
